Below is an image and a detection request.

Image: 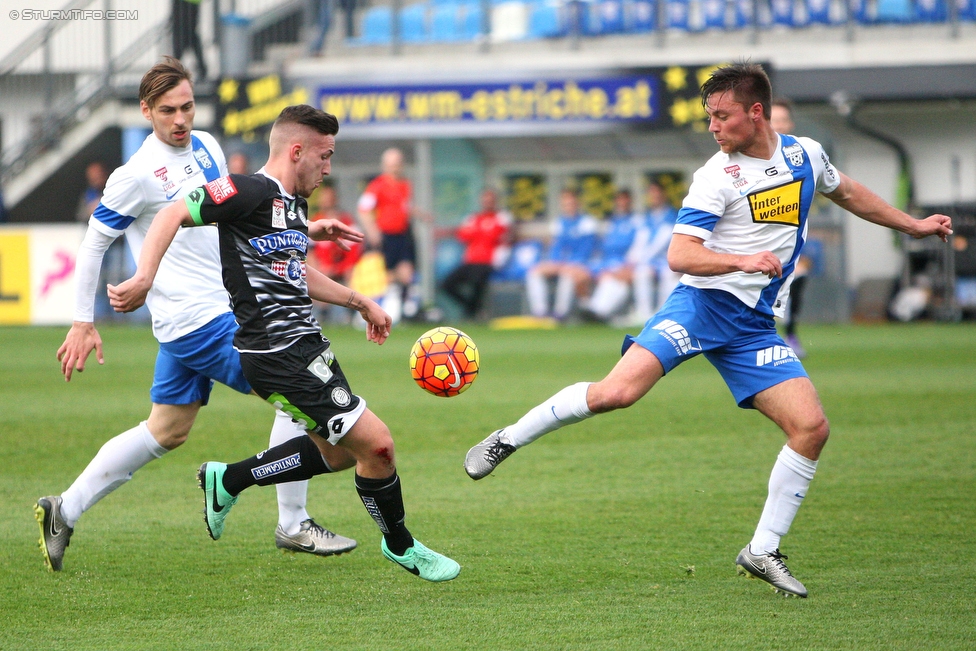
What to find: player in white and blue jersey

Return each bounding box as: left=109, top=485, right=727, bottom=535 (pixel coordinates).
left=466, top=63, right=953, bottom=598
left=525, top=188, right=600, bottom=320
left=35, top=58, right=357, bottom=572
left=582, top=189, right=643, bottom=321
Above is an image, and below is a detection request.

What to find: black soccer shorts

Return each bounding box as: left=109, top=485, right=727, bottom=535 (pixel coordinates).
left=240, top=334, right=366, bottom=443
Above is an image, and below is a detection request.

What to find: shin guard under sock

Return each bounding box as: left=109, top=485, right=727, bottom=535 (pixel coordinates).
left=355, top=472, right=413, bottom=555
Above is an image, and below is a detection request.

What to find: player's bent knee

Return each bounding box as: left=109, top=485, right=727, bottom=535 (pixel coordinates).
left=588, top=382, right=640, bottom=413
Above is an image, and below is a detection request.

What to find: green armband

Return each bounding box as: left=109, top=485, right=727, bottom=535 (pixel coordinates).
left=184, top=187, right=206, bottom=225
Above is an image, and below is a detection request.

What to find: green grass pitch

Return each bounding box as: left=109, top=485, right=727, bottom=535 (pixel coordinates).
left=1, top=322, right=974, bottom=650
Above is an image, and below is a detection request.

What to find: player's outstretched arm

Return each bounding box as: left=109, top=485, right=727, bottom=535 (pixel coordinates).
left=307, top=218, right=364, bottom=251
left=58, top=224, right=121, bottom=381
left=107, top=201, right=193, bottom=313
left=824, top=172, right=953, bottom=241
left=668, top=233, right=783, bottom=279
left=307, top=266, right=391, bottom=344
left=57, top=321, right=104, bottom=382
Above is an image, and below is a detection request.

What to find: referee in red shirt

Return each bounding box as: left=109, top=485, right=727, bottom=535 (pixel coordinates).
left=357, top=148, right=423, bottom=321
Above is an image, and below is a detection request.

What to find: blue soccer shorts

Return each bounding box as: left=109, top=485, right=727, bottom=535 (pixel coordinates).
left=150, top=312, right=252, bottom=406
left=625, top=284, right=808, bottom=408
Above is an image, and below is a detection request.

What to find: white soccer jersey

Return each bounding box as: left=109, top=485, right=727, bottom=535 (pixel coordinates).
left=673, top=134, right=840, bottom=318
left=84, top=131, right=229, bottom=342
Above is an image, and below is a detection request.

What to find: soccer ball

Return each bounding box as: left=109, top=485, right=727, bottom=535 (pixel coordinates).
left=409, top=326, right=479, bottom=397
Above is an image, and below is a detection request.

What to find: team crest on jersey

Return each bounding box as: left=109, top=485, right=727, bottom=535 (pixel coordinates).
left=331, top=387, right=351, bottom=408
left=154, top=167, right=168, bottom=182
left=748, top=180, right=802, bottom=227
left=205, top=177, right=238, bottom=204
left=783, top=143, right=804, bottom=167
left=272, top=198, right=286, bottom=229
left=723, top=165, right=741, bottom=179
left=193, top=147, right=214, bottom=169
left=271, top=255, right=307, bottom=285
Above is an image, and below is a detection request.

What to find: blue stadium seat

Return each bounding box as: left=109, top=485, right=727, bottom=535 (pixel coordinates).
left=357, top=5, right=393, bottom=44
left=592, top=0, right=626, bottom=33
left=399, top=3, right=430, bottom=42
left=770, top=0, right=796, bottom=25
left=667, top=0, right=691, bottom=29
left=431, top=2, right=462, bottom=40
left=492, top=240, right=542, bottom=281
left=528, top=0, right=566, bottom=37
left=914, top=0, right=947, bottom=21
left=460, top=1, right=486, bottom=38
left=734, top=0, right=757, bottom=26
left=701, top=0, right=727, bottom=28
left=626, top=0, right=657, bottom=31
left=805, top=0, right=832, bottom=23
left=960, top=0, right=976, bottom=18
left=848, top=0, right=875, bottom=23
left=875, top=0, right=912, bottom=22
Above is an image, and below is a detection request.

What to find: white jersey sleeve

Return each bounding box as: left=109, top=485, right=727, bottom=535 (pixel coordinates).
left=89, top=165, right=146, bottom=236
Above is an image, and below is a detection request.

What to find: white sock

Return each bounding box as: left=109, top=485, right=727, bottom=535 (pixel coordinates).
left=633, top=265, right=653, bottom=320
left=383, top=283, right=403, bottom=324
left=526, top=271, right=549, bottom=317
left=590, top=276, right=630, bottom=318
left=500, top=382, right=594, bottom=448
left=60, top=421, right=167, bottom=527
left=553, top=274, right=576, bottom=319
left=750, top=445, right=818, bottom=555
left=270, top=411, right=313, bottom=535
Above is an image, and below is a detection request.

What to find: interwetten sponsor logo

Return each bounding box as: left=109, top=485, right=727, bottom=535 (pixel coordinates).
left=748, top=180, right=801, bottom=227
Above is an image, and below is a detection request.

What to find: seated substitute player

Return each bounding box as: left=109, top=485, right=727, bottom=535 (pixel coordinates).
left=465, top=62, right=952, bottom=598
left=525, top=188, right=600, bottom=321
left=36, top=57, right=358, bottom=573
left=109, top=105, right=460, bottom=582
left=582, top=189, right=643, bottom=322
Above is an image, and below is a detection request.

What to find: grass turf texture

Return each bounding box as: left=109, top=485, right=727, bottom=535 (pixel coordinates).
left=2, top=322, right=974, bottom=650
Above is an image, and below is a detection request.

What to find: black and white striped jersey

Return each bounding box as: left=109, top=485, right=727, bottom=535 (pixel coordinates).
left=184, top=170, right=319, bottom=353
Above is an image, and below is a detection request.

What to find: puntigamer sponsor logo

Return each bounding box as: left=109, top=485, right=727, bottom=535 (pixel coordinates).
left=748, top=180, right=801, bottom=227
left=249, top=230, right=309, bottom=255
left=251, top=453, right=301, bottom=480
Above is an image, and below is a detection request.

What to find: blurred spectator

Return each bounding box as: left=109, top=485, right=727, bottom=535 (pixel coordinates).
left=440, top=188, right=512, bottom=319
left=339, top=0, right=358, bottom=38
left=630, top=180, right=680, bottom=322
left=227, top=152, right=250, bottom=175
left=172, top=0, right=207, bottom=81
left=525, top=188, right=599, bottom=321
left=583, top=189, right=644, bottom=322
left=308, top=184, right=363, bottom=322
left=76, top=161, right=108, bottom=222
left=358, top=147, right=427, bottom=323
left=0, top=187, right=8, bottom=223
left=308, top=0, right=335, bottom=56
left=772, top=97, right=809, bottom=358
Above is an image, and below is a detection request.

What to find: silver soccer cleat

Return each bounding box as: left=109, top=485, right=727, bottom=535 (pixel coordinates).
left=34, top=496, right=74, bottom=572
left=736, top=546, right=808, bottom=598
left=275, top=519, right=357, bottom=556
left=464, top=430, right=517, bottom=480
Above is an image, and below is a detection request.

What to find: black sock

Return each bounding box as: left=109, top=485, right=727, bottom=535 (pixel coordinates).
left=221, top=435, right=330, bottom=495
left=355, top=472, right=413, bottom=555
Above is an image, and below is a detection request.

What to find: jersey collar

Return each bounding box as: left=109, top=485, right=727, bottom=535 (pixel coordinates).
left=256, top=167, right=295, bottom=201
